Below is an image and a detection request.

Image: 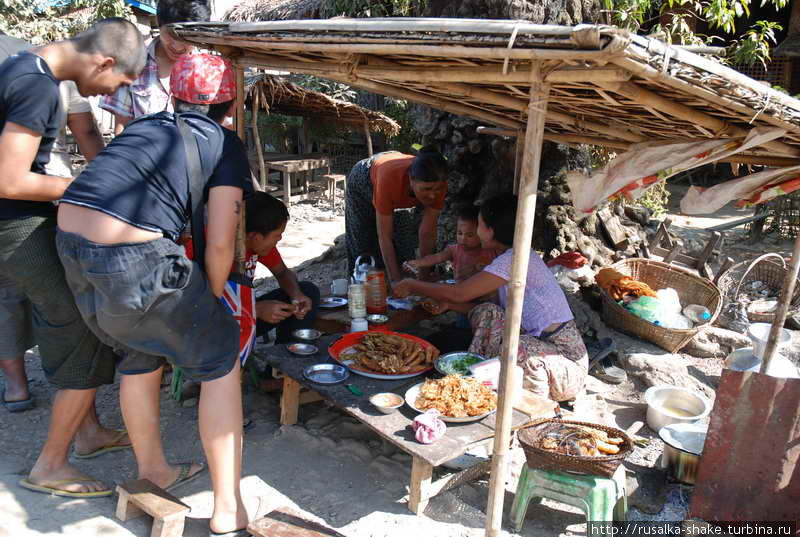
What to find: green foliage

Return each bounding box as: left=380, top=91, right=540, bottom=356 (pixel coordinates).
left=0, top=0, right=133, bottom=44
left=602, top=0, right=787, bottom=68
left=382, top=97, right=418, bottom=153
left=325, top=0, right=427, bottom=17
left=629, top=180, right=670, bottom=218
left=293, top=75, right=358, bottom=103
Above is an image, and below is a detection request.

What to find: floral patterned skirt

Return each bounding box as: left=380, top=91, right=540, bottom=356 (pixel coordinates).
left=468, top=303, right=588, bottom=402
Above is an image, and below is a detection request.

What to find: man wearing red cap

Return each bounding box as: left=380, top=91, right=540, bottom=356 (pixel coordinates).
left=55, top=54, right=251, bottom=536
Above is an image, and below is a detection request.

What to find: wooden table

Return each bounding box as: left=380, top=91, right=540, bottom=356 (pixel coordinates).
left=313, top=301, right=433, bottom=334
left=264, top=154, right=332, bottom=205
left=258, top=335, right=556, bottom=514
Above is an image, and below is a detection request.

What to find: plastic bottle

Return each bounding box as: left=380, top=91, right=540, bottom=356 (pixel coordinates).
left=348, top=283, right=367, bottom=318
left=683, top=304, right=711, bottom=324
left=366, top=268, right=388, bottom=315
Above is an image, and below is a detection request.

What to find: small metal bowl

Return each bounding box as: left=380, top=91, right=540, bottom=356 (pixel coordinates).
left=366, top=314, right=389, bottom=324
left=369, top=392, right=404, bottom=414
left=292, top=328, right=322, bottom=341
left=287, top=343, right=318, bottom=356
left=303, top=364, right=349, bottom=384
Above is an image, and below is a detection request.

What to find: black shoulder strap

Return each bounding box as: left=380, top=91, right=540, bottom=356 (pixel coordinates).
left=175, top=114, right=207, bottom=270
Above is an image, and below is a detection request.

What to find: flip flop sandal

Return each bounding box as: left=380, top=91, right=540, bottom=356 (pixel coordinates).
left=586, top=337, right=627, bottom=385
left=18, top=478, right=112, bottom=498
left=165, top=462, right=206, bottom=492
left=2, top=390, right=34, bottom=413
left=73, top=430, right=132, bottom=459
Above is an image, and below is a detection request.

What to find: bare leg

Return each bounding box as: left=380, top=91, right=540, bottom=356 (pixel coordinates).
left=120, top=367, right=201, bottom=488
left=73, top=400, right=132, bottom=455
left=27, top=388, right=108, bottom=493
left=0, top=356, right=29, bottom=402
left=201, top=360, right=247, bottom=534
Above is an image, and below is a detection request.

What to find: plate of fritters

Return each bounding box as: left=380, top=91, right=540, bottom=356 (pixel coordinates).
left=329, top=330, right=439, bottom=380
left=405, top=375, right=498, bottom=423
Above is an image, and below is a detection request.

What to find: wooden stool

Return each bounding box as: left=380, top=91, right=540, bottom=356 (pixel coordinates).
left=249, top=509, right=349, bottom=537
left=321, top=174, right=346, bottom=210
left=116, top=479, right=191, bottom=537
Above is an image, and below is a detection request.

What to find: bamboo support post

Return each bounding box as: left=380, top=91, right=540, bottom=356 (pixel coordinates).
left=513, top=129, right=524, bottom=195
left=251, top=90, right=267, bottom=189
left=234, top=64, right=246, bottom=273
left=485, top=62, right=550, bottom=537
left=363, top=121, right=374, bottom=156
left=759, top=233, right=800, bottom=373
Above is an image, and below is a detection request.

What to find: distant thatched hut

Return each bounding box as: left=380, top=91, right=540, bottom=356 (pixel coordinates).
left=224, top=0, right=329, bottom=22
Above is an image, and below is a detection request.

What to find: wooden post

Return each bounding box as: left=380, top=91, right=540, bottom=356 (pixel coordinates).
left=363, top=120, right=374, bottom=156
left=234, top=64, right=247, bottom=273
left=485, top=63, right=550, bottom=537
left=759, top=233, right=800, bottom=373
left=513, top=129, right=523, bottom=195
left=252, top=90, right=267, bottom=190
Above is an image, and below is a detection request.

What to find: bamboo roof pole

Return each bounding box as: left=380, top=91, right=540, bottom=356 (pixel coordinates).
left=759, top=233, right=800, bottom=373
left=234, top=63, right=247, bottom=273
left=513, top=130, right=524, bottom=195
left=485, top=62, right=550, bottom=537
left=598, top=80, right=800, bottom=157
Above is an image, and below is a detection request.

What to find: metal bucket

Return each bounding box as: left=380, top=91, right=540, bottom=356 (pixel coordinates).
left=659, top=422, right=708, bottom=485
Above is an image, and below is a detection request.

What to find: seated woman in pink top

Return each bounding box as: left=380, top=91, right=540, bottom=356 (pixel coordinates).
left=403, top=206, right=501, bottom=281
left=393, top=194, right=588, bottom=402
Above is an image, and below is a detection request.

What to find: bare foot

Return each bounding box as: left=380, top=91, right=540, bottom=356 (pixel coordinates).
left=73, top=427, right=130, bottom=456
left=27, top=464, right=109, bottom=494
left=141, top=462, right=204, bottom=491
left=209, top=502, right=249, bottom=535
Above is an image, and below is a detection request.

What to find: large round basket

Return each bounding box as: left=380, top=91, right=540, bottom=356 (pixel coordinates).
left=716, top=253, right=800, bottom=324
left=518, top=419, right=633, bottom=478
left=599, top=258, right=722, bottom=353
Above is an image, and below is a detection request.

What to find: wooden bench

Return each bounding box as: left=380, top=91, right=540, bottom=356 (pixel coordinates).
left=249, top=509, right=349, bottom=537
left=321, top=173, right=346, bottom=210
left=115, top=479, right=191, bottom=537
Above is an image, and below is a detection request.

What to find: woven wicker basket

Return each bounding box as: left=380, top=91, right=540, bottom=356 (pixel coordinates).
left=716, top=253, right=800, bottom=324
left=599, top=258, right=722, bottom=353
left=518, top=419, right=633, bottom=478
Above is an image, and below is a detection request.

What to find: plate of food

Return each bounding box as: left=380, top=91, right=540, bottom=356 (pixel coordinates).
left=405, top=375, right=497, bottom=423
left=434, top=351, right=487, bottom=377
left=328, top=330, right=439, bottom=380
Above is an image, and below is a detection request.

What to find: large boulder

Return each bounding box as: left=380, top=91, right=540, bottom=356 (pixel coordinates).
left=620, top=352, right=714, bottom=399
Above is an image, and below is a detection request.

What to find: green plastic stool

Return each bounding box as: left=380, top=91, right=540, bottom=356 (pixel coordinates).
left=511, top=464, right=627, bottom=531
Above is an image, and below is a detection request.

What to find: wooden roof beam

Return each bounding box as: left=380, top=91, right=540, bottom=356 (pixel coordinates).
left=598, top=80, right=800, bottom=157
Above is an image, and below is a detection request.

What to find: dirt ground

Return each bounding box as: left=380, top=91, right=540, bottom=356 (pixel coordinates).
left=0, top=184, right=796, bottom=537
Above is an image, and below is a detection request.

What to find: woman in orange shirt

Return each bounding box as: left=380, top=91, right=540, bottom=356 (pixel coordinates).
left=345, top=146, right=448, bottom=282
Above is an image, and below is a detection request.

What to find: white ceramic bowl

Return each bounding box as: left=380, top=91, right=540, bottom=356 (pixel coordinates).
left=369, top=392, right=404, bottom=414
left=644, top=385, right=711, bottom=432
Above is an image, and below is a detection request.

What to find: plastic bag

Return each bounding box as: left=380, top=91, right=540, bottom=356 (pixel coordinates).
left=656, top=288, right=682, bottom=313
left=624, top=296, right=662, bottom=324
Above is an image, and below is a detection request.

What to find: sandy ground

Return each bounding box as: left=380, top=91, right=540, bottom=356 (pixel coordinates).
left=0, top=185, right=796, bottom=537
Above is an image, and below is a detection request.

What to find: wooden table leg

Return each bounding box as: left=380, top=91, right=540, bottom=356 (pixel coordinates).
left=280, top=376, right=301, bottom=425
left=408, top=456, right=433, bottom=514
left=283, top=171, right=291, bottom=206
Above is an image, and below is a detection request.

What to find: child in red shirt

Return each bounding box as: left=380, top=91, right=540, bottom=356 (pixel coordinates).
left=404, top=206, right=500, bottom=281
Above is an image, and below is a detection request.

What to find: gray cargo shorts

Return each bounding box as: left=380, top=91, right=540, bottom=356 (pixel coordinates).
left=0, top=274, right=33, bottom=360
left=55, top=230, right=240, bottom=382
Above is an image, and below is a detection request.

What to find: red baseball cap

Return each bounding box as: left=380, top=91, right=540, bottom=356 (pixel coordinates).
left=170, top=53, right=236, bottom=104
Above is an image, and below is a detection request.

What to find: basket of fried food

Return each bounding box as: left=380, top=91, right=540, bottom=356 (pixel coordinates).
left=517, top=419, right=633, bottom=477
left=331, top=331, right=440, bottom=379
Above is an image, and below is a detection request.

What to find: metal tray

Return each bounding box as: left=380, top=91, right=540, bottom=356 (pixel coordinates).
left=320, top=297, right=348, bottom=309
left=303, top=364, right=349, bottom=384
left=287, top=343, right=318, bottom=356
left=292, top=328, right=322, bottom=341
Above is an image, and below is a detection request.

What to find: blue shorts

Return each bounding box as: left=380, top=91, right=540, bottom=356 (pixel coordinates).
left=56, top=230, right=240, bottom=382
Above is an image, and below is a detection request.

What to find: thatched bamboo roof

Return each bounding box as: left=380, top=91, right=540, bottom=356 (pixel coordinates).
left=174, top=19, right=800, bottom=165
left=246, top=72, right=400, bottom=136
left=224, top=0, right=327, bottom=23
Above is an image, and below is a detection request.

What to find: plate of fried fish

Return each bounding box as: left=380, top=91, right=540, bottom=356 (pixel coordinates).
left=328, top=330, right=439, bottom=380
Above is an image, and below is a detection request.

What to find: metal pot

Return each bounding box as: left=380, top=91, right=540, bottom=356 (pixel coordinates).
left=659, top=422, right=708, bottom=485
left=644, top=385, right=711, bottom=432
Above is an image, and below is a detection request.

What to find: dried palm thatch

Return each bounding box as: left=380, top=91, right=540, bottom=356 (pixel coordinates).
left=174, top=19, right=800, bottom=165
left=246, top=72, right=400, bottom=136
left=224, top=0, right=329, bottom=23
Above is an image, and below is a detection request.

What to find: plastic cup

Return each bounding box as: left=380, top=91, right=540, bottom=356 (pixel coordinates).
left=746, top=322, right=792, bottom=359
